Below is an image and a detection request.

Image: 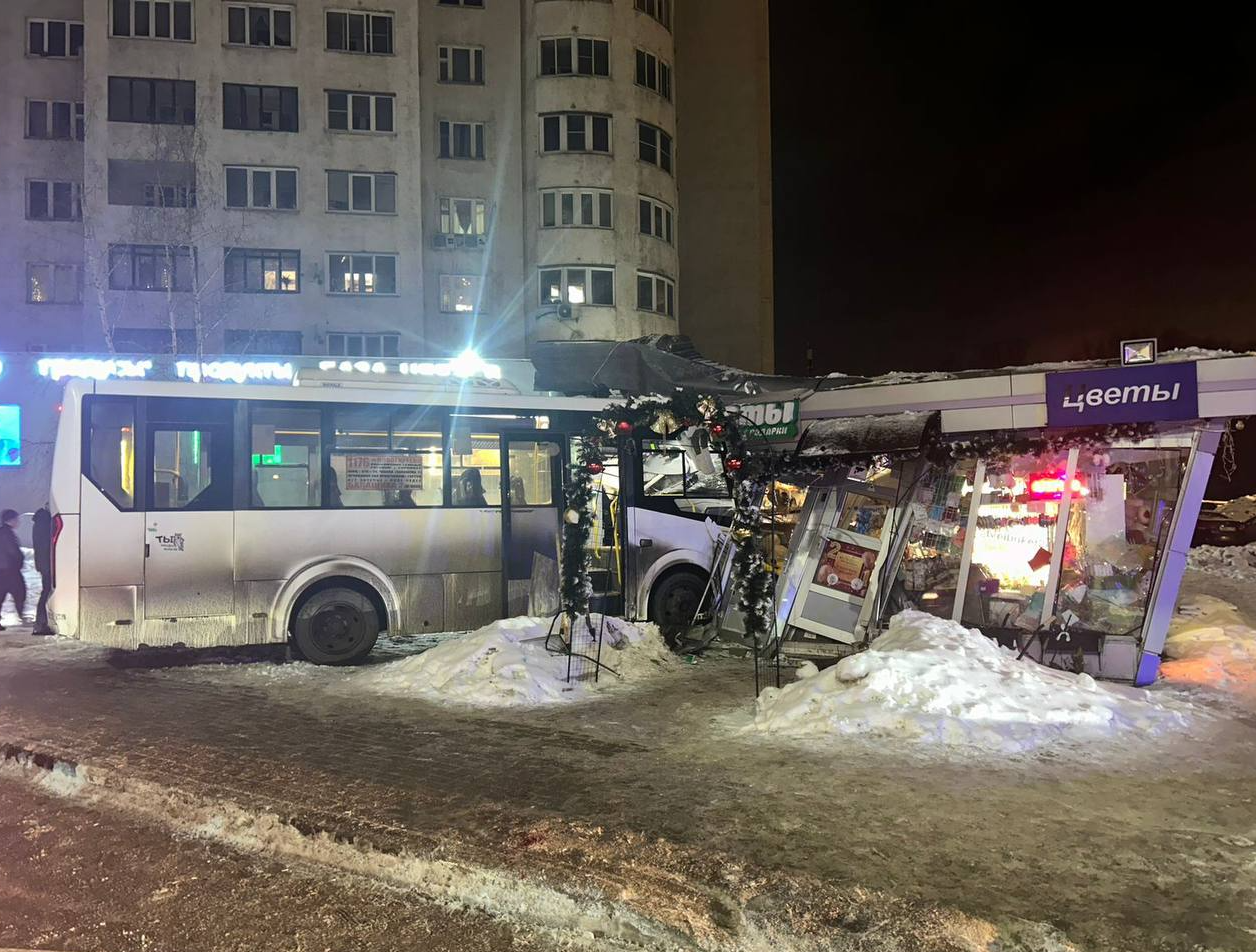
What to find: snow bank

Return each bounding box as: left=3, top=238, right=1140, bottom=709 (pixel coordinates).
left=1161, top=594, right=1256, bottom=696
left=353, top=615, right=673, bottom=706
left=746, top=611, right=1188, bottom=751
left=1187, top=542, right=1256, bottom=580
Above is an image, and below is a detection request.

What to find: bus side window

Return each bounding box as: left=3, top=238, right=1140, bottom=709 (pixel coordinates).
left=150, top=427, right=229, bottom=511
left=250, top=406, right=322, bottom=508
left=84, top=396, right=136, bottom=511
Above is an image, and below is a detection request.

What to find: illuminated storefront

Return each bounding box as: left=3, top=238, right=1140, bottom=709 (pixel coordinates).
left=773, top=354, right=1256, bottom=685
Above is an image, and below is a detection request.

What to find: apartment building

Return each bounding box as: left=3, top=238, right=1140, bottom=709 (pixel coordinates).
left=2, top=0, right=769, bottom=365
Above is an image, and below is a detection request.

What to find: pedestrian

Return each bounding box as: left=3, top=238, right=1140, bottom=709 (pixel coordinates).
left=0, top=509, right=27, bottom=631
left=32, top=504, right=54, bottom=635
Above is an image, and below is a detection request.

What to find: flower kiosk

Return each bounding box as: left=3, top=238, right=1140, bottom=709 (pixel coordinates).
left=772, top=353, right=1256, bottom=685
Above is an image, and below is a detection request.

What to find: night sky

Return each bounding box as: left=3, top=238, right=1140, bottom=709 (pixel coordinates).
left=769, top=2, right=1256, bottom=493
left=771, top=3, right=1256, bottom=375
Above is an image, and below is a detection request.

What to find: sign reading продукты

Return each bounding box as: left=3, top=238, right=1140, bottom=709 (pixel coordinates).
left=1045, top=363, right=1199, bottom=426
left=739, top=400, right=800, bottom=441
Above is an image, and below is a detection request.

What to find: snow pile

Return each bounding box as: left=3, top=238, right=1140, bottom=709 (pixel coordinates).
left=1216, top=494, right=1256, bottom=524
left=353, top=615, right=673, bottom=706
left=746, top=611, right=1189, bottom=750
left=1161, top=594, right=1256, bottom=696
left=1187, top=542, right=1256, bottom=580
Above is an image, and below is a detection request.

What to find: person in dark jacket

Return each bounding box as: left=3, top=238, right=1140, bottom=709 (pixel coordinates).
left=0, top=509, right=25, bottom=631
left=32, top=505, right=54, bottom=635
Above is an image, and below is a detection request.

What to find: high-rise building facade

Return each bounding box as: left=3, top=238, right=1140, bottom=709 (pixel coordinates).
left=2, top=0, right=695, bottom=361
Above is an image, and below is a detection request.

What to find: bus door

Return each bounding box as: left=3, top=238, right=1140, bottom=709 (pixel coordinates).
left=142, top=400, right=235, bottom=620
left=786, top=472, right=899, bottom=646
left=501, top=434, right=563, bottom=616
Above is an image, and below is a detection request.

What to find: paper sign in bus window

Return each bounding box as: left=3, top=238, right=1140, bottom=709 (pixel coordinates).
left=343, top=454, right=425, bottom=491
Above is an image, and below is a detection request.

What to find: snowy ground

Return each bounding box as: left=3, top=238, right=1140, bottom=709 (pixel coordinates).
left=155, top=614, right=676, bottom=708
left=745, top=610, right=1193, bottom=753
left=1186, top=540, right=1256, bottom=579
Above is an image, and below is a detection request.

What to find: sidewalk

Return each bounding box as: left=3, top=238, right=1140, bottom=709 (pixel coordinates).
left=2, top=621, right=1256, bottom=951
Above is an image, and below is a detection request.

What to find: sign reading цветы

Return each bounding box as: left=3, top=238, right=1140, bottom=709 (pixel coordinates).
left=738, top=400, right=800, bottom=441
left=1045, top=362, right=1199, bottom=427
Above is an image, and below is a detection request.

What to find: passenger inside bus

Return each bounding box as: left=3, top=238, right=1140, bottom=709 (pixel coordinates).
left=455, top=468, right=488, bottom=507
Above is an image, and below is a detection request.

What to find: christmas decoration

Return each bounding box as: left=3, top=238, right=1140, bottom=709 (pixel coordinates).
left=710, top=422, right=727, bottom=439
left=586, top=461, right=604, bottom=474
left=725, top=456, right=744, bottom=472
left=615, top=420, right=634, bottom=435
left=564, top=508, right=581, bottom=525
left=651, top=409, right=680, bottom=436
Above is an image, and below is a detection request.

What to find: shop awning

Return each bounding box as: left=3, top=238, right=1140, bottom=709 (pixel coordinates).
left=796, top=411, right=940, bottom=458
left=531, top=335, right=817, bottom=398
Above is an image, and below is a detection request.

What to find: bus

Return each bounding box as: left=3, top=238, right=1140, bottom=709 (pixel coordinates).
left=46, top=367, right=732, bottom=662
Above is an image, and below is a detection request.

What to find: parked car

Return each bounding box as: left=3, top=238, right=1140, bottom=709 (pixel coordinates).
left=1193, top=496, right=1256, bottom=547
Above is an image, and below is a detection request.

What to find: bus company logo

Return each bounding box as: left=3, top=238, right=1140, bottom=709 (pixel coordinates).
left=155, top=533, right=185, bottom=552
left=1045, top=363, right=1198, bottom=426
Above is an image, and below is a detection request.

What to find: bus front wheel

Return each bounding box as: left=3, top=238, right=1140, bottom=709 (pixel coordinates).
left=292, top=586, right=380, bottom=665
left=649, top=569, right=709, bottom=644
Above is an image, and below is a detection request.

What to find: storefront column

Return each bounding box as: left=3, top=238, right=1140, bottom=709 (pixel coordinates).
left=1136, top=425, right=1224, bottom=685
left=950, top=460, right=985, bottom=623
left=1039, top=447, right=1080, bottom=627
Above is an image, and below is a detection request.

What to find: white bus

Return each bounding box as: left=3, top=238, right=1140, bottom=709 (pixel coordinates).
left=46, top=370, right=732, bottom=662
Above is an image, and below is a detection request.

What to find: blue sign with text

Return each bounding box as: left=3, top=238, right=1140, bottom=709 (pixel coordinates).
left=1045, top=363, right=1199, bottom=427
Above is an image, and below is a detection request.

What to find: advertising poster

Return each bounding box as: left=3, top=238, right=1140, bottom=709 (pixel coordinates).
left=344, top=455, right=425, bottom=491
left=813, top=538, right=879, bottom=597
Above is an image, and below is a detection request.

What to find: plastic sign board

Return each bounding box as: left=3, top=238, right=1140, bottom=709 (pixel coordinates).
left=738, top=399, right=800, bottom=441
left=1045, top=363, right=1198, bottom=426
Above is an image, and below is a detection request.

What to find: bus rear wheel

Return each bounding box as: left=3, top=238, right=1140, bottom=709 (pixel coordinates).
left=292, top=587, right=380, bottom=665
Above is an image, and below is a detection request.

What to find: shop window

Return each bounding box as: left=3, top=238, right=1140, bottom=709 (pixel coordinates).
left=962, top=452, right=1070, bottom=632
left=899, top=459, right=978, bottom=618
left=250, top=405, right=321, bottom=508
left=0, top=406, right=20, bottom=467
left=451, top=428, right=501, bottom=507
left=1054, top=448, right=1187, bottom=635
left=507, top=441, right=558, bottom=506
left=84, top=397, right=136, bottom=510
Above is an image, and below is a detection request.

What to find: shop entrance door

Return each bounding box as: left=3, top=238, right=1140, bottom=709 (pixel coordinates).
left=786, top=473, right=900, bottom=646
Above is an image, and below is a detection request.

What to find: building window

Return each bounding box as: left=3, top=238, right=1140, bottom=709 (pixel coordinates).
left=327, top=253, right=397, bottom=295
left=638, top=195, right=673, bottom=243
left=440, top=275, right=481, bottom=313
left=225, top=166, right=298, bottom=210
left=225, top=329, right=302, bottom=354
left=28, top=19, right=84, bottom=57
left=226, top=3, right=293, bottom=47
left=326, top=10, right=393, bottom=54
left=327, top=91, right=395, bottom=133
left=635, top=49, right=671, bottom=100
left=637, top=121, right=673, bottom=173
left=224, top=248, right=300, bottom=293
left=108, top=77, right=197, bottom=125
left=26, top=100, right=85, bottom=141
left=439, top=45, right=485, bottom=84
left=541, top=188, right=613, bottom=229
left=27, top=264, right=82, bottom=304
left=327, top=332, right=400, bottom=357
left=634, top=0, right=671, bottom=30
left=223, top=83, right=299, bottom=132
left=438, top=120, right=486, bottom=159
left=540, top=113, right=611, bottom=154
left=326, top=171, right=397, bottom=214
left=110, top=1, right=193, bottom=40
left=144, top=183, right=197, bottom=208
left=27, top=181, right=82, bottom=221
left=540, top=37, right=609, bottom=77
left=108, top=244, right=196, bottom=292
left=437, top=0, right=483, bottom=7
left=636, top=271, right=675, bottom=317
left=539, top=266, right=614, bottom=307
left=439, top=197, right=488, bottom=235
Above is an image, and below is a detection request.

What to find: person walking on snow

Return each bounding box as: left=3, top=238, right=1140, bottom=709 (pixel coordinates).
left=32, top=505, right=54, bottom=635
left=0, top=509, right=26, bottom=630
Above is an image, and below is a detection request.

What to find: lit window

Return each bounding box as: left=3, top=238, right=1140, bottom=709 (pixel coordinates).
left=26, top=264, right=82, bottom=305
left=439, top=274, right=481, bottom=313
left=439, top=197, right=488, bottom=236
left=327, top=253, right=398, bottom=295
left=224, top=248, right=300, bottom=293
left=539, top=266, right=614, bottom=307
left=0, top=406, right=19, bottom=468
